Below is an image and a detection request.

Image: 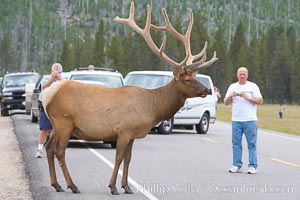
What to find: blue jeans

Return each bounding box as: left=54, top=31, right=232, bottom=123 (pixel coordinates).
left=232, top=121, right=258, bottom=168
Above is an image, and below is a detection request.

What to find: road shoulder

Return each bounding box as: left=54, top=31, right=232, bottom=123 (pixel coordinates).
left=0, top=116, right=32, bottom=200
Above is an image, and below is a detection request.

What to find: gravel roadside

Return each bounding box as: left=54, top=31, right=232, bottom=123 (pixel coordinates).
left=0, top=116, right=32, bottom=200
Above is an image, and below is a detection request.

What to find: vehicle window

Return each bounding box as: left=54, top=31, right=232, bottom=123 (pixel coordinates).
left=124, top=74, right=172, bottom=89
left=2, top=74, right=40, bottom=88
left=70, top=74, right=123, bottom=88
left=196, top=77, right=211, bottom=89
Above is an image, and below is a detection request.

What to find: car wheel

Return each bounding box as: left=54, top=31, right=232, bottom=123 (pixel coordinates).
left=110, top=141, right=117, bottom=149
left=31, top=110, right=38, bottom=123
left=196, top=113, right=210, bottom=134
left=157, top=118, right=174, bottom=134
left=1, top=109, right=9, bottom=116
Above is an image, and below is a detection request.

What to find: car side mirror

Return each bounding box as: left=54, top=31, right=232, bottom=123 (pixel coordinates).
left=205, top=88, right=212, bottom=95
left=33, top=88, right=40, bottom=93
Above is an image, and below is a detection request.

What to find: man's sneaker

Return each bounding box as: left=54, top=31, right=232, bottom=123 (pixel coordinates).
left=229, top=166, right=242, bottom=173
left=36, top=150, right=43, bottom=158
left=247, top=167, right=257, bottom=174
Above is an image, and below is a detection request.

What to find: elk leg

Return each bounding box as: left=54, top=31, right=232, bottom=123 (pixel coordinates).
left=55, top=138, right=81, bottom=193
left=45, top=131, right=64, bottom=192
left=121, top=139, right=134, bottom=194
left=109, top=137, right=131, bottom=195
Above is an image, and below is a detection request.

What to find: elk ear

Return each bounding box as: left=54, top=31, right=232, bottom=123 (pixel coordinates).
left=173, top=69, right=180, bottom=80
left=185, top=69, right=196, bottom=77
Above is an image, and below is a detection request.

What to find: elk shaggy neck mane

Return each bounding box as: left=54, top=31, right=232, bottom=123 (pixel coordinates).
left=148, top=79, right=186, bottom=121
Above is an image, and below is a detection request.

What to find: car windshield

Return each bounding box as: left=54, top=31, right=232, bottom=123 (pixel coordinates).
left=70, top=74, right=123, bottom=88
left=196, top=77, right=211, bottom=89
left=2, top=74, right=40, bottom=88
left=124, top=74, right=173, bottom=89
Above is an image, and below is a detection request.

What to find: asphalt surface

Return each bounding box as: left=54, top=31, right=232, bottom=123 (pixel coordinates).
left=1, top=112, right=300, bottom=200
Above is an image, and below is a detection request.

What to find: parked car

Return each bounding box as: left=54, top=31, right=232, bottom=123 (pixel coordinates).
left=69, top=70, right=124, bottom=88
left=124, top=71, right=217, bottom=134
left=24, top=83, right=36, bottom=114
left=0, top=72, right=40, bottom=116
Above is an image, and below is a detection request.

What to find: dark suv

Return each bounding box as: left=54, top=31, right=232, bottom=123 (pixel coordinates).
left=0, top=72, right=40, bottom=116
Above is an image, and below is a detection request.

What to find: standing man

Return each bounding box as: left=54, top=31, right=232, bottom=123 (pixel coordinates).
left=224, top=67, right=263, bottom=174
left=36, top=63, right=64, bottom=158
left=278, top=104, right=284, bottom=119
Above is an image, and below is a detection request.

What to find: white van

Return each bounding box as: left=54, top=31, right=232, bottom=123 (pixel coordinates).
left=124, top=71, right=217, bottom=134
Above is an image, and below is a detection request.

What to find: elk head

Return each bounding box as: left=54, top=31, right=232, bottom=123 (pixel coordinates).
left=114, top=2, right=218, bottom=97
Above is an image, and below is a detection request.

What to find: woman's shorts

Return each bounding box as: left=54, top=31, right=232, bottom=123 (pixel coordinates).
left=39, top=111, right=52, bottom=130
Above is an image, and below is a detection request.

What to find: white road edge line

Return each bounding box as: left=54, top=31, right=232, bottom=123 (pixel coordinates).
left=217, top=121, right=300, bottom=142
left=80, top=142, right=159, bottom=200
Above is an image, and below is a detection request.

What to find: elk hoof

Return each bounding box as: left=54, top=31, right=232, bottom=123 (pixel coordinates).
left=122, top=185, right=133, bottom=194
left=51, top=183, right=64, bottom=192
left=57, top=188, right=65, bottom=192
left=68, top=185, right=81, bottom=193
left=111, top=190, right=120, bottom=195
left=72, top=188, right=81, bottom=194
left=109, top=184, right=120, bottom=195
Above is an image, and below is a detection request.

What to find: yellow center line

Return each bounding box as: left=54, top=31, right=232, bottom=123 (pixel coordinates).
left=202, top=137, right=219, bottom=143
left=270, top=157, right=300, bottom=167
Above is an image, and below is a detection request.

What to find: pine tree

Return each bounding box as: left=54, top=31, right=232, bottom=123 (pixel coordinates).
left=286, top=26, right=297, bottom=103
left=60, top=40, right=73, bottom=72
left=211, top=26, right=232, bottom=97
left=190, top=11, right=209, bottom=55
left=257, top=36, right=268, bottom=101
left=81, top=29, right=95, bottom=67
left=72, top=36, right=83, bottom=68
left=93, top=20, right=106, bottom=67
left=0, top=34, right=16, bottom=73
left=294, top=41, right=300, bottom=104
left=106, top=34, right=121, bottom=70
left=229, top=20, right=248, bottom=76
left=271, top=31, right=289, bottom=103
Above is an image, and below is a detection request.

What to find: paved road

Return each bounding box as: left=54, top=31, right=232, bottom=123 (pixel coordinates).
left=7, top=114, right=300, bottom=199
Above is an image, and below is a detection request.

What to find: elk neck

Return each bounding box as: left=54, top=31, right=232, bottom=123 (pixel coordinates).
left=149, top=79, right=186, bottom=121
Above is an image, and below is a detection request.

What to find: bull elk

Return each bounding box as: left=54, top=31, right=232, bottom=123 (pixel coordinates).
left=42, top=1, right=218, bottom=195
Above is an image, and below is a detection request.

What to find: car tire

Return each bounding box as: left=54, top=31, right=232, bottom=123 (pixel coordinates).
left=157, top=118, right=174, bottom=134
left=110, top=141, right=117, bottom=149
left=31, top=110, right=38, bottom=123
left=1, top=109, right=9, bottom=116
left=196, top=113, right=210, bottom=134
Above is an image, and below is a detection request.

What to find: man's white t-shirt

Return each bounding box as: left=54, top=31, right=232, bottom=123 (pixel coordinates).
left=225, top=81, right=262, bottom=122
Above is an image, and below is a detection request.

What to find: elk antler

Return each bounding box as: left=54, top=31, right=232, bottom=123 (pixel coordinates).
left=114, top=1, right=218, bottom=72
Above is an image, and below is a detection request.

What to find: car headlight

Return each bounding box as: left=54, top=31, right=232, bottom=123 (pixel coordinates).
left=3, top=97, right=13, bottom=100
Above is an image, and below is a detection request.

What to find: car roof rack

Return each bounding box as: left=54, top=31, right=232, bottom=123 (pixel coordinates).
left=74, top=67, right=118, bottom=72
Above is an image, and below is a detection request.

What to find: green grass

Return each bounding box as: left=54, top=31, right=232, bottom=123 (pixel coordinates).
left=216, top=104, right=300, bottom=136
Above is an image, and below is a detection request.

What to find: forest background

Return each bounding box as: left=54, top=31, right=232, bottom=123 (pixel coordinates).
left=0, top=0, right=300, bottom=104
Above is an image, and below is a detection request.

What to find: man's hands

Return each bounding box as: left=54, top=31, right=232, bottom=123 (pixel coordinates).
left=51, top=71, right=62, bottom=81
